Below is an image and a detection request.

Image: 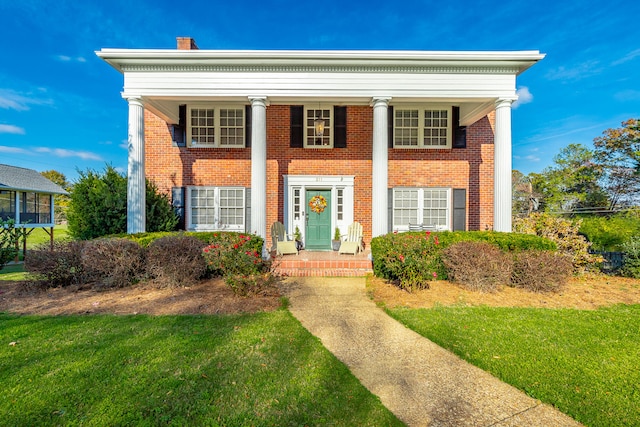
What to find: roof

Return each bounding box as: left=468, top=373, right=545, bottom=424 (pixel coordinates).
left=0, top=164, right=68, bottom=195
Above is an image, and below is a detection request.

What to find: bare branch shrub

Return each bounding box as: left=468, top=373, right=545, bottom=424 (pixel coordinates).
left=146, top=234, right=207, bottom=287
left=511, top=251, right=572, bottom=292
left=24, top=241, right=86, bottom=287
left=81, top=238, right=144, bottom=289
left=442, top=241, right=512, bottom=292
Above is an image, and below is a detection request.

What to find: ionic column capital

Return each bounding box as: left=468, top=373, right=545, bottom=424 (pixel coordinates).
left=370, top=96, right=392, bottom=108
left=248, top=96, right=270, bottom=108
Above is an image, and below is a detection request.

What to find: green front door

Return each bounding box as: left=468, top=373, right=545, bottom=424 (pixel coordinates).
left=305, top=190, right=332, bottom=250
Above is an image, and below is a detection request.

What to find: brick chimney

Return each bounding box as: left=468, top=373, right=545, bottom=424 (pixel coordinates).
left=177, top=37, right=198, bottom=50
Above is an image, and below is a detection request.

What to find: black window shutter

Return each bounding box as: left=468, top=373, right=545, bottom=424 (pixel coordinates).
left=171, top=187, right=186, bottom=230
left=388, top=188, right=394, bottom=233
left=452, top=188, right=466, bottom=231
left=245, top=105, right=252, bottom=148
left=452, top=106, right=467, bottom=149
left=334, top=106, right=347, bottom=148
left=172, top=104, right=187, bottom=147
left=388, top=106, right=394, bottom=148
left=290, top=106, right=304, bottom=148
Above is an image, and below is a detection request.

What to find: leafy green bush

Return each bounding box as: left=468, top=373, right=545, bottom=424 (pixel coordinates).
left=24, top=240, right=86, bottom=286
left=145, top=234, right=208, bottom=287
left=621, top=237, right=640, bottom=279
left=513, top=213, right=600, bottom=272
left=67, top=166, right=178, bottom=240
left=121, top=231, right=221, bottom=248
left=578, top=214, right=640, bottom=251
left=81, top=238, right=145, bottom=289
left=511, top=251, right=573, bottom=292
left=370, top=231, right=444, bottom=291
left=442, top=241, right=512, bottom=292
left=0, top=220, right=20, bottom=269
left=201, top=232, right=271, bottom=295
left=371, top=230, right=555, bottom=288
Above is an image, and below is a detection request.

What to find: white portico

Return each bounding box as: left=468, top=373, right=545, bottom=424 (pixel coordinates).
left=97, top=44, right=544, bottom=242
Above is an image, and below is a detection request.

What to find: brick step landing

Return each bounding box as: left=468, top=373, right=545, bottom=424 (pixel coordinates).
left=272, top=250, right=373, bottom=277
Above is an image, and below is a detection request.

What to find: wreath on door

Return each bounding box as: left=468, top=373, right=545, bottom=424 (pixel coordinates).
left=308, top=195, right=328, bottom=214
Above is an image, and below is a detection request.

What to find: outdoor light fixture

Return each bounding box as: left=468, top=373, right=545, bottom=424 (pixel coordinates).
left=314, top=114, right=325, bottom=137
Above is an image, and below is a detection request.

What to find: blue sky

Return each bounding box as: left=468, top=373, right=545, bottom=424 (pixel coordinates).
left=1, top=0, right=638, bottom=182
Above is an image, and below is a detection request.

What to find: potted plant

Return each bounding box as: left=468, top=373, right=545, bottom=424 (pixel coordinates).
left=332, top=227, right=341, bottom=251
left=294, top=226, right=303, bottom=251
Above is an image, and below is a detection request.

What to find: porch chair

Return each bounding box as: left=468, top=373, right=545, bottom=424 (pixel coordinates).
left=271, top=221, right=298, bottom=256
left=338, top=221, right=364, bottom=255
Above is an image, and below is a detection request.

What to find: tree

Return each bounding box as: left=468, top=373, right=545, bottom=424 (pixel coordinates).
left=593, top=118, right=640, bottom=209
left=67, top=165, right=178, bottom=240
left=531, top=143, right=608, bottom=213
left=40, top=170, right=71, bottom=224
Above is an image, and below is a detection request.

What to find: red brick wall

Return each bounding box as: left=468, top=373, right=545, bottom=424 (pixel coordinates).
left=144, top=106, right=496, bottom=244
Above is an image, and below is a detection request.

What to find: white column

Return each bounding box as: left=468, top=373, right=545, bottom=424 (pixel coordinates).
left=127, top=97, right=145, bottom=234
left=249, top=96, right=268, bottom=256
left=494, top=99, right=513, bottom=232
left=371, top=97, right=391, bottom=237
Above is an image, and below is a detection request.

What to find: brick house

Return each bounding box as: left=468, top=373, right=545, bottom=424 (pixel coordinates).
left=97, top=38, right=543, bottom=253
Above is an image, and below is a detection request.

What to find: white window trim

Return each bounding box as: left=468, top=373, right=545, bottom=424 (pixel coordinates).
left=392, top=105, right=452, bottom=149
left=392, top=187, right=452, bottom=231
left=187, top=104, right=246, bottom=148
left=304, top=106, right=333, bottom=149
left=186, top=186, right=245, bottom=231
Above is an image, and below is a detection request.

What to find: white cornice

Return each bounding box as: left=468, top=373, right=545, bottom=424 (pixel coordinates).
left=96, top=49, right=545, bottom=75
left=119, top=64, right=522, bottom=74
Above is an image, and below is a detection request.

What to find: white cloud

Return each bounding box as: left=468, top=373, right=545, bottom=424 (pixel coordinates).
left=55, top=55, right=87, bottom=63
left=0, top=124, right=25, bottom=134
left=545, top=60, right=603, bottom=81
left=612, top=49, right=640, bottom=66
left=0, top=89, right=52, bottom=111
left=34, top=147, right=103, bottom=161
left=512, top=87, right=533, bottom=109
left=0, top=145, right=29, bottom=154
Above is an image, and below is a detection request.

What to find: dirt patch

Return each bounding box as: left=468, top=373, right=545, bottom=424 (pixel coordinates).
left=369, top=274, right=640, bottom=310
left=0, top=278, right=282, bottom=316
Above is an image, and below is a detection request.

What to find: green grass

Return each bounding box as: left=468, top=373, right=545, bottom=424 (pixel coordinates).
left=0, top=264, right=26, bottom=281
left=24, top=224, right=70, bottom=249
left=0, top=311, right=403, bottom=426
left=387, top=304, right=640, bottom=427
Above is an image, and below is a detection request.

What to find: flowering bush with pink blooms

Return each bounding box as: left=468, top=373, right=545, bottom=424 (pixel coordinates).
left=372, top=231, right=444, bottom=292
left=201, top=232, right=272, bottom=295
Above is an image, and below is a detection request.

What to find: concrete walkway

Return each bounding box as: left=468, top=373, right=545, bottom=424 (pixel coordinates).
left=280, top=277, right=583, bottom=427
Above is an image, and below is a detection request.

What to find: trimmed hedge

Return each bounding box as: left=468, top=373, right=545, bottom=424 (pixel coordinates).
left=371, top=231, right=556, bottom=287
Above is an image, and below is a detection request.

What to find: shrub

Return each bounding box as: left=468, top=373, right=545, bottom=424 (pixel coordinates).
left=81, top=238, right=144, bottom=289
left=371, top=231, right=443, bottom=292
left=442, top=241, right=512, bottom=292
left=514, top=213, right=600, bottom=272
left=578, top=214, right=640, bottom=251
left=0, top=220, right=20, bottom=269
left=511, top=251, right=573, bottom=292
left=201, top=232, right=272, bottom=295
left=621, top=237, right=640, bottom=279
left=67, top=166, right=178, bottom=240
left=24, top=240, right=85, bottom=287
left=146, top=234, right=208, bottom=287
left=225, top=273, right=280, bottom=297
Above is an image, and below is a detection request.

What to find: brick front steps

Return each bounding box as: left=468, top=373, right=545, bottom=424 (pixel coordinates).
left=272, top=249, right=373, bottom=277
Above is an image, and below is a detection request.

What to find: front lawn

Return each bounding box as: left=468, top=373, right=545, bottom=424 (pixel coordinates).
left=387, top=304, right=640, bottom=427
left=0, top=311, right=402, bottom=426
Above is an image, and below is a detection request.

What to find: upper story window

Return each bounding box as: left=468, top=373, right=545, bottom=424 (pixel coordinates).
left=393, top=106, right=451, bottom=148
left=305, top=107, right=332, bottom=148
left=188, top=106, right=245, bottom=148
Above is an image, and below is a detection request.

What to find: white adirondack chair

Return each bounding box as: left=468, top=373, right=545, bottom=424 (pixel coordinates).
left=271, top=222, right=298, bottom=255
left=339, top=222, right=364, bottom=255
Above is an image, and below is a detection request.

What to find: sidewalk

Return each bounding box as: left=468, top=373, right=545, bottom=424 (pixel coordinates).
left=280, top=276, right=583, bottom=427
